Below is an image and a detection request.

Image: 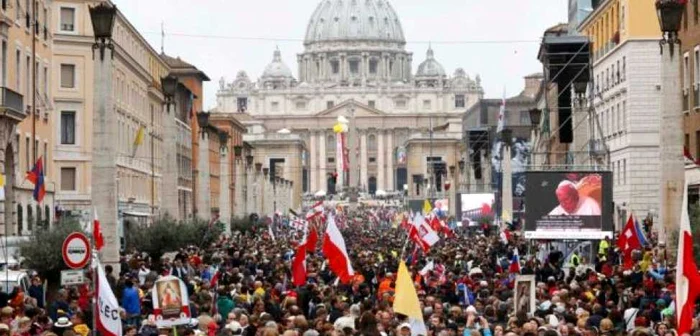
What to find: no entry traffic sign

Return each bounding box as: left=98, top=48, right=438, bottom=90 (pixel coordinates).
left=62, top=232, right=91, bottom=269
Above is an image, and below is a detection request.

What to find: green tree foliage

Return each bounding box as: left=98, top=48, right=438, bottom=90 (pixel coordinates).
left=688, top=203, right=700, bottom=262
left=124, top=217, right=223, bottom=263
left=20, top=221, right=84, bottom=283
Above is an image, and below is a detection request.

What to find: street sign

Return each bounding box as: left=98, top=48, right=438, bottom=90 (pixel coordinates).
left=62, top=232, right=91, bottom=269
left=60, top=269, right=85, bottom=286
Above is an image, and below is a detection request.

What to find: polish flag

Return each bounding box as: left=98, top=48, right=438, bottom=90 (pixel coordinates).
left=321, top=215, right=354, bottom=284
left=306, top=201, right=324, bottom=220
left=93, top=208, right=104, bottom=251
left=676, top=184, right=700, bottom=336
left=410, top=214, right=439, bottom=252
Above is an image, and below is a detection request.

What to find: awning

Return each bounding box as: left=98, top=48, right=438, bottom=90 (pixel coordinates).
left=123, top=211, right=152, bottom=218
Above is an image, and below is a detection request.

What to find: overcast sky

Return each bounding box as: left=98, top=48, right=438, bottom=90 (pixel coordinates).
left=112, top=0, right=568, bottom=110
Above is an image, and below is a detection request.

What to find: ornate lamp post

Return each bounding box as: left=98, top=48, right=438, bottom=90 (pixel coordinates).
left=161, top=75, right=178, bottom=112
left=656, top=0, right=686, bottom=247
left=89, top=3, right=116, bottom=60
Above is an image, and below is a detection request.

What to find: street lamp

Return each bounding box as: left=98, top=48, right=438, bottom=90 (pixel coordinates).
left=161, top=75, right=178, bottom=112
left=500, top=129, right=513, bottom=147
left=656, top=0, right=686, bottom=55
left=458, top=159, right=466, bottom=172
left=89, top=2, right=116, bottom=60
left=529, top=108, right=542, bottom=128
left=234, top=146, right=243, bottom=158
left=218, top=131, right=230, bottom=152
left=246, top=155, right=254, bottom=167
left=197, top=111, right=210, bottom=130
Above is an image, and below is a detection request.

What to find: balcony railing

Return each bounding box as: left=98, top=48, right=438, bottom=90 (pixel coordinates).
left=0, top=87, right=24, bottom=115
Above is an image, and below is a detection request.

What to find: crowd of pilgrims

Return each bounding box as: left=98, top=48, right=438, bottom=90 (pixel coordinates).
left=0, top=207, right=696, bottom=336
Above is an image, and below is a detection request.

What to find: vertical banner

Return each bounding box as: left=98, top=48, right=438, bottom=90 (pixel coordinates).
left=336, top=132, right=344, bottom=187
left=152, top=276, right=191, bottom=328
left=96, top=260, right=122, bottom=336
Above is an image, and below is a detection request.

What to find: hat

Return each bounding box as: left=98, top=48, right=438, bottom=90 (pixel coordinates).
left=0, top=324, right=8, bottom=331
left=54, top=317, right=73, bottom=328
left=0, top=307, right=12, bottom=315
left=398, top=323, right=412, bottom=331
left=226, top=321, right=242, bottom=333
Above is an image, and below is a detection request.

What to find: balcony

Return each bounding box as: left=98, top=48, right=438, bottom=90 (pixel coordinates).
left=0, top=87, right=24, bottom=122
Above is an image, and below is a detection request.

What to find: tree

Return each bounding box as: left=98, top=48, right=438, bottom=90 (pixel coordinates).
left=20, top=221, right=83, bottom=283
left=125, top=217, right=223, bottom=264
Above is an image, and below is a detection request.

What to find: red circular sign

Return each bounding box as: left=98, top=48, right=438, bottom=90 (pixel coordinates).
left=62, top=232, right=91, bottom=269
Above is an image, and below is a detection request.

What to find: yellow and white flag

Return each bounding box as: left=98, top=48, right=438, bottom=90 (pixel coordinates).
left=393, top=261, right=427, bottom=336
left=132, top=126, right=145, bottom=157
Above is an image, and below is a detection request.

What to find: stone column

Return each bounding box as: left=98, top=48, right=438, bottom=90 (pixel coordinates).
left=310, top=132, right=317, bottom=193
left=91, top=48, right=119, bottom=270
left=658, top=42, right=684, bottom=248
left=162, top=104, right=179, bottom=220
left=377, top=132, right=385, bottom=191
left=339, top=53, right=346, bottom=81
left=196, top=131, right=211, bottom=221
left=246, top=166, right=254, bottom=215
left=297, top=55, right=304, bottom=83
left=319, top=131, right=326, bottom=191
left=406, top=54, right=413, bottom=82
left=233, top=159, right=244, bottom=219
left=219, top=149, right=231, bottom=233
left=386, top=130, right=394, bottom=191
left=360, top=131, right=368, bottom=190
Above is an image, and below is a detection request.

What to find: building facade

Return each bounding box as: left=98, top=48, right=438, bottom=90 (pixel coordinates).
left=578, top=0, right=662, bottom=227
left=52, top=0, right=169, bottom=231
left=216, top=0, right=484, bottom=211
left=6, top=0, right=54, bottom=235
left=680, top=0, right=700, bottom=204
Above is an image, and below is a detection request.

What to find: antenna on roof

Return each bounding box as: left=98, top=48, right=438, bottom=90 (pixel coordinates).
left=161, top=21, right=165, bottom=54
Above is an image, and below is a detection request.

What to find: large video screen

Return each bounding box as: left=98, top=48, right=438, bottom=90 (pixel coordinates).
left=524, top=171, right=613, bottom=239
left=460, top=193, right=495, bottom=226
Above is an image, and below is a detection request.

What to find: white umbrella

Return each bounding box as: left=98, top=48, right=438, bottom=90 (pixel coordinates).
left=314, top=190, right=326, bottom=197
left=337, top=116, right=349, bottom=124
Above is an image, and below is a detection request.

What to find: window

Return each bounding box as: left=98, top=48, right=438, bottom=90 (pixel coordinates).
left=423, top=100, right=431, bottom=110
left=327, top=157, right=335, bottom=164
left=22, top=137, right=30, bottom=174
left=455, top=94, right=465, bottom=108
left=60, top=7, right=75, bottom=31
left=616, top=60, right=620, bottom=83
left=60, top=111, right=75, bottom=144
left=60, top=64, right=75, bottom=88
left=622, top=57, right=626, bottom=81
left=395, top=99, right=407, bottom=109
left=43, top=66, right=47, bottom=97
left=326, top=101, right=334, bottom=109
left=620, top=5, right=625, bottom=31
left=270, top=101, right=279, bottom=111
left=14, top=50, right=19, bottom=93
left=295, top=101, right=306, bottom=110
left=520, top=111, right=530, bottom=125
left=616, top=103, right=621, bottom=133
left=25, top=55, right=29, bottom=97
left=686, top=133, right=690, bottom=151
left=696, top=130, right=700, bottom=160
left=369, top=157, right=376, bottom=163
left=43, top=142, right=47, bottom=175
left=237, top=97, right=247, bottom=112
left=369, top=59, right=378, bottom=74
left=684, top=52, right=691, bottom=91
left=60, top=167, right=76, bottom=191
left=368, top=100, right=375, bottom=108
left=0, top=41, right=5, bottom=86
left=622, top=159, right=626, bottom=184
left=349, top=60, right=359, bottom=74
left=331, top=60, right=339, bottom=74
left=695, top=0, right=699, bottom=24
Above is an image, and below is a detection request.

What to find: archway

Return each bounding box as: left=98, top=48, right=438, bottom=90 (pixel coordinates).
left=368, top=176, right=377, bottom=195
left=4, top=144, right=13, bottom=236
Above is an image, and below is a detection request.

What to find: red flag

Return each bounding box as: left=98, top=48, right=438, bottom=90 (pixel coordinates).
left=292, top=244, right=307, bottom=287
left=676, top=185, right=700, bottom=335
left=617, top=215, right=641, bottom=269
left=26, top=157, right=45, bottom=203
left=210, top=270, right=220, bottom=287
left=93, top=208, right=104, bottom=251
left=305, top=224, right=318, bottom=253
left=428, top=215, right=441, bottom=232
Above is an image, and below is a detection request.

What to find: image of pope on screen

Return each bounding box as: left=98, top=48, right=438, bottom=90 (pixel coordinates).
left=548, top=180, right=601, bottom=216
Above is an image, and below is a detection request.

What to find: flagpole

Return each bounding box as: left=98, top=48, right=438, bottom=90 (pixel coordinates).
left=90, top=208, right=98, bottom=336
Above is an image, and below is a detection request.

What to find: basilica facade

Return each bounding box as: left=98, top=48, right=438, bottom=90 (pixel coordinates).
left=215, top=0, right=484, bottom=209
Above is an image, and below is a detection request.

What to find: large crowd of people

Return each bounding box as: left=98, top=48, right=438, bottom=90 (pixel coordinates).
left=0, top=207, right=697, bottom=336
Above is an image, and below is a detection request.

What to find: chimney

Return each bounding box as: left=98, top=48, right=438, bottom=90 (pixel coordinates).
left=523, top=73, right=544, bottom=98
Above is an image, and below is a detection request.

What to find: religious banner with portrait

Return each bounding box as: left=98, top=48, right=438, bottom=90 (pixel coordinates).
left=514, top=275, right=536, bottom=316
left=152, top=276, right=191, bottom=328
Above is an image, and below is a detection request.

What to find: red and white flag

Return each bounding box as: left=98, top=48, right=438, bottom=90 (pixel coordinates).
left=292, top=230, right=307, bottom=286
left=617, top=215, right=641, bottom=269
left=93, top=208, right=104, bottom=251
left=95, top=259, right=122, bottom=336
left=305, top=223, right=318, bottom=253
left=409, top=214, right=439, bottom=252
left=322, top=215, right=354, bottom=284
left=306, top=201, right=324, bottom=220
left=676, top=184, right=700, bottom=336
